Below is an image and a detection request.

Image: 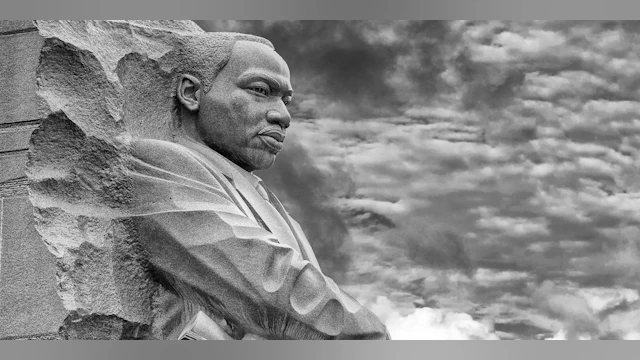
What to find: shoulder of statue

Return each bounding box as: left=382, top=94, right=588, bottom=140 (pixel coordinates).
left=131, top=138, right=193, bottom=161
left=129, top=138, right=217, bottom=179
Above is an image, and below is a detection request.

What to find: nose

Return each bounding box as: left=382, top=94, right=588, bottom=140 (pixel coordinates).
left=266, top=109, right=290, bottom=129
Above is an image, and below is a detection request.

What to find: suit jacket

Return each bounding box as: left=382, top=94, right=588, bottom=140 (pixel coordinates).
left=126, top=137, right=389, bottom=340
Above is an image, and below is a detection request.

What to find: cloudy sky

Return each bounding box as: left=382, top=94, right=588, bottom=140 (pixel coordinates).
left=197, top=21, right=640, bottom=340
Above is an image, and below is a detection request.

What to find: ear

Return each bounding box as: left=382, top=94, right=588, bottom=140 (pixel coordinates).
left=176, top=74, right=202, bottom=112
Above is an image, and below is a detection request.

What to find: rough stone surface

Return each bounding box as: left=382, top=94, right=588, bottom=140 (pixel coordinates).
left=0, top=31, right=43, bottom=124
left=0, top=196, right=67, bottom=339
left=0, top=20, right=36, bottom=34
left=27, top=20, right=208, bottom=339
left=29, top=113, right=156, bottom=337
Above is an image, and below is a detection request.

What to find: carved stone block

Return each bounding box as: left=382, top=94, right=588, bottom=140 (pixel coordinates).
left=0, top=196, right=66, bottom=339
left=0, top=31, right=43, bottom=124
left=0, top=20, right=36, bottom=34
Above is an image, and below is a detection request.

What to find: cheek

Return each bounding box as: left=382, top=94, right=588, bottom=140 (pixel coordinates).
left=230, top=94, right=262, bottom=126
left=206, top=91, right=246, bottom=120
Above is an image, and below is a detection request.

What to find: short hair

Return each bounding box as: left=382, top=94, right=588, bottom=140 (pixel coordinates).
left=173, top=32, right=275, bottom=94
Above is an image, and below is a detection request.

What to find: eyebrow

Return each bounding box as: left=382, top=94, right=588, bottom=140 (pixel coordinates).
left=238, top=71, right=293, bottom=97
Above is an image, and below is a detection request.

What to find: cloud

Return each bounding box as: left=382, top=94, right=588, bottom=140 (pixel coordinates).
left=522, top=70, right=621, bottom=101
left=474, top=269, right=532, bottom=286
left=366, top=295, right=499, bottom=340
left=197, top=20, right=457, bottom=119
left=570, top=226, right=640, bottom=286
left=335, top=198, right=412, bottom=219
left=493, top=29, right=566, bottom=55
left=533, top=280, right=640, bottom=340
left=383, top=217, right=476, bottom=276
left=474, top=206, right=550, bottom=237
left=532, top=281, right=601, bottom=339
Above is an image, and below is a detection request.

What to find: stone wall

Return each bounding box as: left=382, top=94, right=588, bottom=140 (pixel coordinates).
left=0, top=20, right=207, bottom=340
left=0, top=20, right=66, bottom=340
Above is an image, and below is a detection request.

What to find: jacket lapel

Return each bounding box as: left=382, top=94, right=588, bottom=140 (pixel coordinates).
left=264, top=188, right=322, bottom=270
left=179, top=140, right=302, bottom=255
left=227, top=174, right=302, bottom=254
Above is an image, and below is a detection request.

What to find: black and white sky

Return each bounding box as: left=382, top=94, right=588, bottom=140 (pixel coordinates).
left=197, top=20, right=640, bottom=340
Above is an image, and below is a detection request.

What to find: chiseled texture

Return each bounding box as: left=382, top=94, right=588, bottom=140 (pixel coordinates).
left=127, top=138, right=389, bottom=340
left=28, top=20, right=281, bottom=338
left=27, top=20, right=253, bottom=338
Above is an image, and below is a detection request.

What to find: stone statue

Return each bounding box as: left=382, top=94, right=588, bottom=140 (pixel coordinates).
left=129, top=32, right=390, bottom=341
left=27, top=21, right=389, bottom=340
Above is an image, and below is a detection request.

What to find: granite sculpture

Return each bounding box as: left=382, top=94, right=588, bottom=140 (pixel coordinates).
left=27, top=20, right=389, bottom=340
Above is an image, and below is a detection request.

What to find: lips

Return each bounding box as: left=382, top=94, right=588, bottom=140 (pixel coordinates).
left=259, top=129, right=285, bottom=142
left=258, top=128, right=286, bottom=153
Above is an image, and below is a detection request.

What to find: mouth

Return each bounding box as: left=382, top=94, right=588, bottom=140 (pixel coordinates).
left=258, top=129, right=285, bottom=153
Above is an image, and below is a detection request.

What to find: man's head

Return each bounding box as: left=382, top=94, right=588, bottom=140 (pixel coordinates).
left=176, top=34, right=293, bottom=172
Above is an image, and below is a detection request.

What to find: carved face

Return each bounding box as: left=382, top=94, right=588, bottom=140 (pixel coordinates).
left=196, top=40, right=293, bottom=172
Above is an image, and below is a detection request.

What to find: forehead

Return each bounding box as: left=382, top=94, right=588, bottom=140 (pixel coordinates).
left=223, top=40, right=292, bottom=89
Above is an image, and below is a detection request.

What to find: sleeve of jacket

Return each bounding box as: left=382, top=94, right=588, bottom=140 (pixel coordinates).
left=125, top=139, right=390, bottom=340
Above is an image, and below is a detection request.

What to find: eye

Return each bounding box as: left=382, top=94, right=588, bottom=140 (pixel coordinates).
left=249, top=86, right=269, bottom=96
left=282, top=96, right=292, bottom=106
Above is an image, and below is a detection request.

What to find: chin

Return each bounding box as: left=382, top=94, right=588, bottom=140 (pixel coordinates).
left=252, top=160, right=276, bottom=171
left=249, top=154, right=277, bottom=171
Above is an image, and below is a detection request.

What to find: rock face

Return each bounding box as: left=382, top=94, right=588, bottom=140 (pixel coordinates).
left=26, top=20, right=207, bottom=339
